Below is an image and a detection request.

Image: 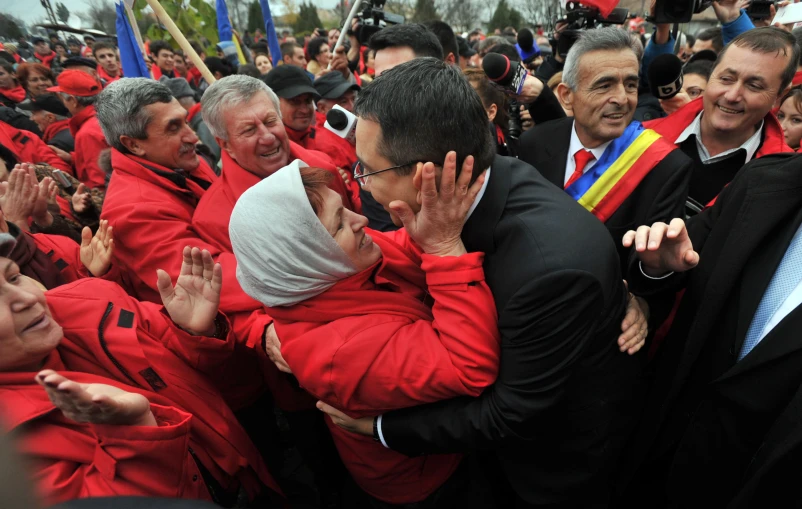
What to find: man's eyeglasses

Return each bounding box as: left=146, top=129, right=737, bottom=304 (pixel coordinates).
left=353, top=161, right=417, bottom=186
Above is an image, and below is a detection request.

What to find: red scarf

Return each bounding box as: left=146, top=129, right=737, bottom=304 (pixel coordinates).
left=68, top=105, right=97, bottom=138
left=35, top=51, right=56, bottom=68
left=0, top=85, right=25, bottom=104
left=42, top=118, right=71, bottom=143
left=97, top=66, right=122, bottom=84
left=186, top=67, right=202, bottom=87
left=285, top=124, right=316, bottom=150
left=186, top=102, right=202, bottom=123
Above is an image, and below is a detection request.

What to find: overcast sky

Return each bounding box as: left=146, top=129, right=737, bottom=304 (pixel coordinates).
left=1, top=0, right=342, bottom=27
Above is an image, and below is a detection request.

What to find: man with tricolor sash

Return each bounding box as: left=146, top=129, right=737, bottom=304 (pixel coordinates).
left=518, top=27, right=691, bottom=275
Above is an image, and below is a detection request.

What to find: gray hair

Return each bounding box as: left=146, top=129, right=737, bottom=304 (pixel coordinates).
left=562, top=27, right=642, bottom=90
left=201, top=75, right=281, bottom=140
left=95, top=78, right=174, bottom=152
left=59, top=92, right=97, bottom=107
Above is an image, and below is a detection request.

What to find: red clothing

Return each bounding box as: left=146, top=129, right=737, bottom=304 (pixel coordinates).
left=285, top=124, right=355, bottom=169
left=100, top=151, right=261, bottom=410
left=186, top=102, right=202, bottom=123
left=0, top=85, right=26, bottom=104
left=793, top=69, right=802, bottom=87
left=34, top=50, right=56, bottom=68
left=42, top=118, right=71, bottom=144
left=644, top=97, right=792, bottom=158
left=28, top=231, right=128, bottom=287
left=151, top=66, right=180, bottom=80
left=270, top=230, right=500, bottom=504
left=0, top=279, right=279, bottom=506
left=186, top=67, right=202, bottom=87
left=97, top=66, right=122, bottom=84
left=190, top=145, right=357, bottom=411
left=69, top=105, right=111, bottom=190
left=0, top=121, right=71, bottom=172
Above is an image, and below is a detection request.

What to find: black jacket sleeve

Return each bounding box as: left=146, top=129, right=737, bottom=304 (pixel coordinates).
left=380, top=270, right=607, bottom=454
left=526, top=82, right=566, bottom=125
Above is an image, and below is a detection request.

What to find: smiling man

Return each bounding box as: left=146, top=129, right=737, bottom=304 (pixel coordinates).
left=518, top=27, right=691, bottom=273
left=645, top=27, right=797, bottom=211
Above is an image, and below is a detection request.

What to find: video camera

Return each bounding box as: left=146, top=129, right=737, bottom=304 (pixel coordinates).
left=550, top=2, right=629, bottom=60
left=652, top=0, right=713, bottom=23
left=350, top=0, right=405, bottom=46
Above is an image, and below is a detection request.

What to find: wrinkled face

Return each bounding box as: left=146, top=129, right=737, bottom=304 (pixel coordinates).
left=374, top=47, right=417, bottom=77
left=0, top=67, right=15, bottom=89
left=124, top=99, right=199, bottom=170
left=285, top=47, right=307, bottom=68
left=317, top=90, right=357, bottom=117
left=280, top=93, right=315, bottom=132
left=682, top=72, right=707, bottom=100
left=173, top=54, right=187, bottom=74
left=328, top=30, right=340, bottom=49
left=95, top=48, right=119, bottom=75
left=26, top=70, right=53, bottom=96
left=255, top=54, right=272, bottom=75
left=31, top=110, right=56, bottom=132
left=702, top=45, right=788, bottom=139
left=34, top=41, right=50, bottom=56
left=315, top=43, right=331, bottom=66
left=155, top=49, right=175, bottom=71
left=318, top=187, right=381, bottom=271
left=0, top=258, right=63, bottom=372
left=558, top=49, right=639, bottom=147
left=777, top=98, right=802, bottom=149
left=355, top=118, right=419, bottom=227
left=218, top=92, right=290, bottom=178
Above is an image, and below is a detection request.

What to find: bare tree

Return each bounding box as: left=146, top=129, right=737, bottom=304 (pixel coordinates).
left=516, top=0, right=561, bottom=27
left=439, top=0, right=482, bottom=33
left=77, top=0, right=116, bottom=34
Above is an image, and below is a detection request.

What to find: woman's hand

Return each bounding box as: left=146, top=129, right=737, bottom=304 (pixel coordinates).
left=316, top=401, right=374, bottom=436
left=49, top=145, right=72, bottom=164
left=389, top=151, right=486, bottom=257
left=37, top=369, right=157, bottom=427
left=619, top=286, right=649, bottom=355
left=0, top=167, right=37, bottom=229
left=72, top=183, right=92, bottom=214
left=156, top=246, right=222, bottom=337
left=264, top=323, right=293, bottom=374
left=32, top=172, right=57, bottom=227
left=80, top=220, right=114, bottom=277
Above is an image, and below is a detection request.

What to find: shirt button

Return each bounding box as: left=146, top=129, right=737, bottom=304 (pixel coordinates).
left=192, top=475, right=198, bottom=482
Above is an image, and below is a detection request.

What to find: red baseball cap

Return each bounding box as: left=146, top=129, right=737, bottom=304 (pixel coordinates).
left=47, top=69, right=103, bottom=97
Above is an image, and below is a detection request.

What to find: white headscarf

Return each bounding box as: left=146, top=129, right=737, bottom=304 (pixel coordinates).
left=229, top=159, right=359, bottom=307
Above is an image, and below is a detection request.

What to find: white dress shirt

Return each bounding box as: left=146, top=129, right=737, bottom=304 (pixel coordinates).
left=564, top=122, right=612, bottom=186
left=377, top=166, right=491, bottom=448
left=675, top=112, right=764, bottom=164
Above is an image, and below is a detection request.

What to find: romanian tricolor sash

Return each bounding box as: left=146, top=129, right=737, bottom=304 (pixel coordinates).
left=565, top=121, right=676, bottom=222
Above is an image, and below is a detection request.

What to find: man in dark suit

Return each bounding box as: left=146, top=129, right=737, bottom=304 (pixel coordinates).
left=314, top=57, right=646, bottom=508
left=518, top=27, right=691, bottom=275
left=616, top=152, right=802, bottom=507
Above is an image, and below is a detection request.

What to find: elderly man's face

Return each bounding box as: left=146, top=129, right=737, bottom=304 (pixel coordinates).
left=355, top=118, right=420, bottom=227
left=0, top=258, right=63, bottom=372
left=279, top=93, right=315, bottom=132
left=218, top=91, right=291, bottom=178
left=557, top=48, right=639, bottom=147
left=702, top=44, right=789, bottom=141
left=31, top=110, right=57, bottom=132
left=123, top=98, right=200, bottom=170
left=316, top=90, right=357, bottom=117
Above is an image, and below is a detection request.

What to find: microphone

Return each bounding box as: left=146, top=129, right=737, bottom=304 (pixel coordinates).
left=516, top=28, right=540, bottom=63
left=324, top=105, right=357, bottom=146
left=482, top=53, right=528, bottom=95
left=648, top=53, right=684, bottom=100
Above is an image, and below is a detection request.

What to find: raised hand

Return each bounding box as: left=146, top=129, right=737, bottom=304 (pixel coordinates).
left=712, top=0, right=750, bottom=24
left=36, top=369, right=156, bottom=427
left=31, top=168, right=57, bottom=227
left=622, top=218, right=699, bottom=276
left=72, top=183, right=92, bottom=214
left=264, top=323, right=292, bottom=374
left=388, top=151, right=486, bottom=257
left=0, top=167, right=38, bottom=229
left=316, top=401, right=373, bottom=436
left=156, top=246, right=222, bottom=337
left=80, top=220, right=114, bottom=277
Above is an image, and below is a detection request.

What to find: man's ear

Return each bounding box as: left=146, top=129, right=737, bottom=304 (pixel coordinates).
left=119, top=135, right=146, bottom=157
left=445, top=52, right=457, bottom=66
left=556, top=83, right=574, bottom=114
left=217, top=137, right=235, bottom=159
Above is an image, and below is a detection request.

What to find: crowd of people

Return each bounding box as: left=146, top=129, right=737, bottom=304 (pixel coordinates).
left=1, top=0, right=802, bottom=507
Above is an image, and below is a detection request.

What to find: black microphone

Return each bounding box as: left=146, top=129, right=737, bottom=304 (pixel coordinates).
left=648, top=53, right=684, bottom=99
left=327, top=109, right=349, bottom=131
left=324, top=105, right=357, bottom=145
left=482, top=53, right=528, bottom=95
left=517, top=28, right=535, bottom=51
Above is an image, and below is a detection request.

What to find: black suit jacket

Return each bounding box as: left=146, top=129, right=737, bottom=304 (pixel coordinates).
left=618, top=153, right=802, bottom=507
left=517, top=117, right=691, bottom=276
left=381, top=155, right=642, bottom=507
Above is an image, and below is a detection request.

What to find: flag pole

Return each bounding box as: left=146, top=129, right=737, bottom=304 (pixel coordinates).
left=145, top=0, right=216, bottom=84
left=328, top=0, right=363, bottom=70
left=123, top=1, right=154, bottom=79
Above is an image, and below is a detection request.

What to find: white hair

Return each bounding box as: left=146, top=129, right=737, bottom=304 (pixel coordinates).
left=562, top=27, right=642, bottom=90
left=201, top=75, right=282, bottom=140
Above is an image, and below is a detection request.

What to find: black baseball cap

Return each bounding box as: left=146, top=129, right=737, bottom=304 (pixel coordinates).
left=686, top=49, right=717, bottom=65
left=17, top=93, right=70, bottom=116
left=313, top=72, right=360, bottom=99
left=31, top=37, right=47, bottom=45
left=457, top=36, right=477, bottom=58
left=263, top=65, right=320, bottom=99
left=62, top=56, right=98, bottom=70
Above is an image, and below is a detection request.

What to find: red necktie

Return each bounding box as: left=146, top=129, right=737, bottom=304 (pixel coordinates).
left=565, top=149, right=596, bottom=189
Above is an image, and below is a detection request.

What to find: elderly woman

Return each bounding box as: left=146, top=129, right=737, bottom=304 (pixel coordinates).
left=0, top=236, right=281, bottom=506
left=0, top=61, right=25, bottom=108
left=230, top=156, right=500, bottom=506
left=16, top=63, right=55, bottom=99
left=306, top=37, right=331, bottom=77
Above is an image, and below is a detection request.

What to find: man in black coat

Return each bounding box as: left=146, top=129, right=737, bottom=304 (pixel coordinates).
left=313, top=57, right=647, bottom=508
left=517, top=27, right=690, bottom=277
left=617, top=152, right=802, bottom=507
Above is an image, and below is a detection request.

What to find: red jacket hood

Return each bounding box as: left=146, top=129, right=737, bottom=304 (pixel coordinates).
left=68, top=104, right=97, bottom=138
left=43, top=118, right=71, bottom=143
left=644, top=97, right=793, bottom=158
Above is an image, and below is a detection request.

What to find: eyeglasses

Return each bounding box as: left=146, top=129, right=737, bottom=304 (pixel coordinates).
left=354, top=160, right=417, bottom=186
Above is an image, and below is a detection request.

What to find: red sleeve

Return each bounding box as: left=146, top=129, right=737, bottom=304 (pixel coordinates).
left=282, top=252, right=500, bottom=415
left=72, top=130, right=109, bottom=189
left=17, top=130, right=71, bottom=172
left=30, top=232, right=130, bottom=289
left=35, top=405, right=200, bottom=502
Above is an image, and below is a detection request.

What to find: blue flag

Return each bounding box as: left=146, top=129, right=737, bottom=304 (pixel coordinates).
left=216, top=0, right=233, bottom=41
left=115, top=0, right=150, bottom=78
left=258, top=0, right=283, bottom=67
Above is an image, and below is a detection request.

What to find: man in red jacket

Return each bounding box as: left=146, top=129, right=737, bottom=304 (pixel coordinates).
left=313, top=71, right=359, bottom=167
left=646, top=27, right=796, bottom=211
left=93, top=42, right=123, bottom=84
left=48, top=70, right=110, bottom=190
left=31, top=37, right=62, bottom=73
left=0, top=121, right=71, bottom=172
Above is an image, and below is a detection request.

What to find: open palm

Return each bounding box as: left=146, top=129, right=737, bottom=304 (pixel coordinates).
left=80, top=220, right=114, bottom=276
left=157, top=246, right=222, bottom=336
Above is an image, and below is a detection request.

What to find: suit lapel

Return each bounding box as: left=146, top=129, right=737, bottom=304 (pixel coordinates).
left=462, top=155, right=512, bottom=255
left=537, top=118, right=573, bottom=188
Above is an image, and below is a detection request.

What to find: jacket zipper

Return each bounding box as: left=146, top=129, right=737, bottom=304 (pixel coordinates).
left=98, top=302, right=139, bottom=387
